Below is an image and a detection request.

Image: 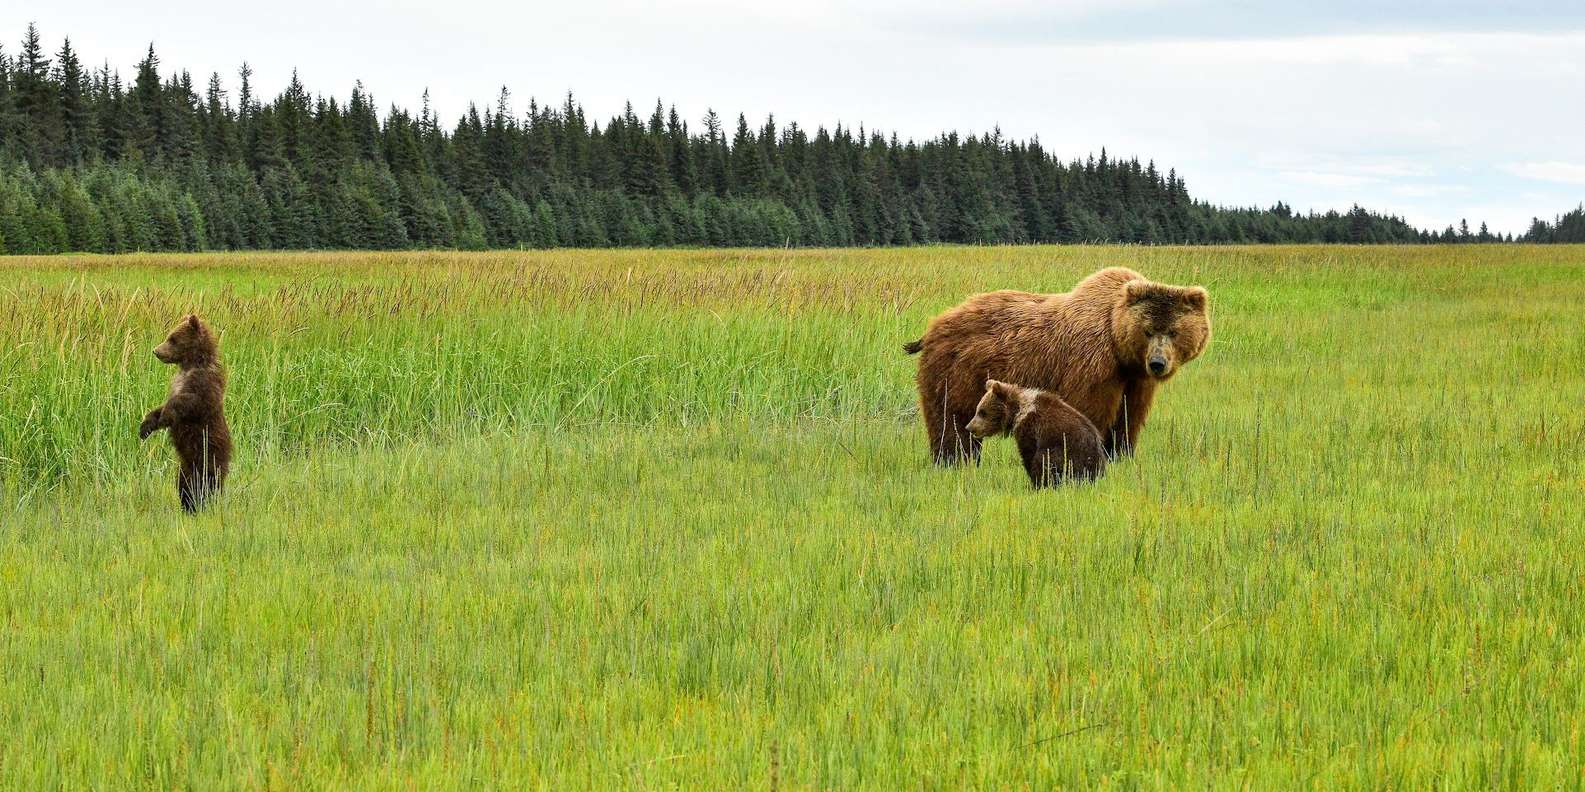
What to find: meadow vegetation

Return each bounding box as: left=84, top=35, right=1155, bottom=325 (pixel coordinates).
left=2, top=245, right=1583, bottom=787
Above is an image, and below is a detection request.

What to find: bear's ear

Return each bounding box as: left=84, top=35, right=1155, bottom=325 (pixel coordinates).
left=984, top=378, right=1002, bottom=391
left=1124, top=279, right=1152, bottom=305
left=186, top=314, right=202, bottom=330
left=1181, top=287, right=1207, bottom=312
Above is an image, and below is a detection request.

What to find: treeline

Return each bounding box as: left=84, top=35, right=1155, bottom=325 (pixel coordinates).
left=1522, top=206, right=1585, bottom=243
left=0, top=24, right=1567, bottom=253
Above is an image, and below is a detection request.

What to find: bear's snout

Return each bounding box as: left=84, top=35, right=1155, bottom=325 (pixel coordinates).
left=1144, top=334, right=1177, bottom=378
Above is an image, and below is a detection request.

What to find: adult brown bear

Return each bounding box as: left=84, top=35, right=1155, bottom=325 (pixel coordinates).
left=903, top=267, right=1209, bottom=464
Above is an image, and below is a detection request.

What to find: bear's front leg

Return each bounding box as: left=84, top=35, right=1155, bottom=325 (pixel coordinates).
left=138, top=407, right=166, bottom=440
left=1108, top=381, right=1157, bottom=458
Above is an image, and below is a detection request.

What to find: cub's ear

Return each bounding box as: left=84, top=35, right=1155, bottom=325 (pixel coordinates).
left=1124, top=279, right=1152, bottom=305
left=984, top=378, right=1002, bottom=391
left=1181, top=287, right=1208, bottom=312
left=187, top=314, right=202, bottom=330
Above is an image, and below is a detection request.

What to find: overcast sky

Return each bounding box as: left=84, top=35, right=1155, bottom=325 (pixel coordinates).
left=7, top=1, right=1583, bottom=234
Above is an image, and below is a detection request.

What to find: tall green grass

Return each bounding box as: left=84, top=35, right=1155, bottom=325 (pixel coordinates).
left=2, top=245, right=1585, bottom=787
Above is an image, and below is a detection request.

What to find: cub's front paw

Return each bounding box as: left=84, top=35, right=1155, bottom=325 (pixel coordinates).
left=138, top=412, right=161, bottom=440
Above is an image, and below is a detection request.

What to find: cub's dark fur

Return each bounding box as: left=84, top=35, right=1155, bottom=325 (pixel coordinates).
left=139, top=315, right=231, bottom=512
left=965, top=379, right=1106, bottom=487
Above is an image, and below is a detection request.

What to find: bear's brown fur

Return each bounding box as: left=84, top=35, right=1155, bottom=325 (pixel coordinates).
left=138, top=315, right=231, bottom=512
left=966, top=379, right=1107, bottom=486
left=906, top=267, right=1209, bottom=464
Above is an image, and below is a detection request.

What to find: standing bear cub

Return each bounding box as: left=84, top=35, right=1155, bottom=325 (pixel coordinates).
left=905, top=267, right=1209, bottom=465
left=138, top=315, right=231, bottom=513
left=966, top=380, right=1107, bottom=487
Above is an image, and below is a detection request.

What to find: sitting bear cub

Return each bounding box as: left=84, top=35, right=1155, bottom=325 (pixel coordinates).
left=965, top=379, right=1107, bottom=487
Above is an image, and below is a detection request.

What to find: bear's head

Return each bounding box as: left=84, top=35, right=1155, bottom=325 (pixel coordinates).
left=966, top=379, right=1024, bottom=438
left=1113, top=280, right=1210, bottom=380
left=153, top=314, right=219, bottom=368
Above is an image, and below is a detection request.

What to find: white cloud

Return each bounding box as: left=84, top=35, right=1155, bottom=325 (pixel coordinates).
left=1351, top=162, right=1434, bottom=179
left=1389, top=184, right=1471, bottom=198
left=1267, top=158, right=1434, bottom=190
left=1279, top=171, right=1380, bottom=188
left=1503, top=161, right=1585, bottom=185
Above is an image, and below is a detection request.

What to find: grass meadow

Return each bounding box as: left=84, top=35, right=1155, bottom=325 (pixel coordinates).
left=2, top=245, right=1584, bottom=788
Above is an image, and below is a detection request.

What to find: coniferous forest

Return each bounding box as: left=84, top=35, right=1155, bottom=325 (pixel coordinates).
left=0, top=24, right=1580, bottom=254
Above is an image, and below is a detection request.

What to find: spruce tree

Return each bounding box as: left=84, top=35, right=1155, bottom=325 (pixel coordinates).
left=126, top=45, right=161, bottom=160
left=55, top=38, right=89, bottom=165
left=14, top=24, right=60, bottom=165
left=0, top=45, right=18, bottom=162
left=201, top=72, right=236, bottom=164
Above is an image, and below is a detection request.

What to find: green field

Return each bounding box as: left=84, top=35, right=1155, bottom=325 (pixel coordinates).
left=3, top=245, right=1584, bottom=788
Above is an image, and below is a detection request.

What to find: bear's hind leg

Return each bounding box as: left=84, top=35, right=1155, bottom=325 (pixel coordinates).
left=1024, top=448, right=1050, bottom=488
left=178, top=469, right=198, bottom=513
left=1028, top=446, right=1077, bottom=488
left=178, top=464, right=220, bottom=513
left=920, top=376, right=982, bottom=466
left=926, top=409, right=980, bottom=466
left=950, top=419, right=984, bottom=465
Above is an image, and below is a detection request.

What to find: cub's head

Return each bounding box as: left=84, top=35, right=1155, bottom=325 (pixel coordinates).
left=1114, top=279, right=1210, bottom=380
left=153, top=314, right=219, bottom=368
left=966, top=379, right=1022, bottom=438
